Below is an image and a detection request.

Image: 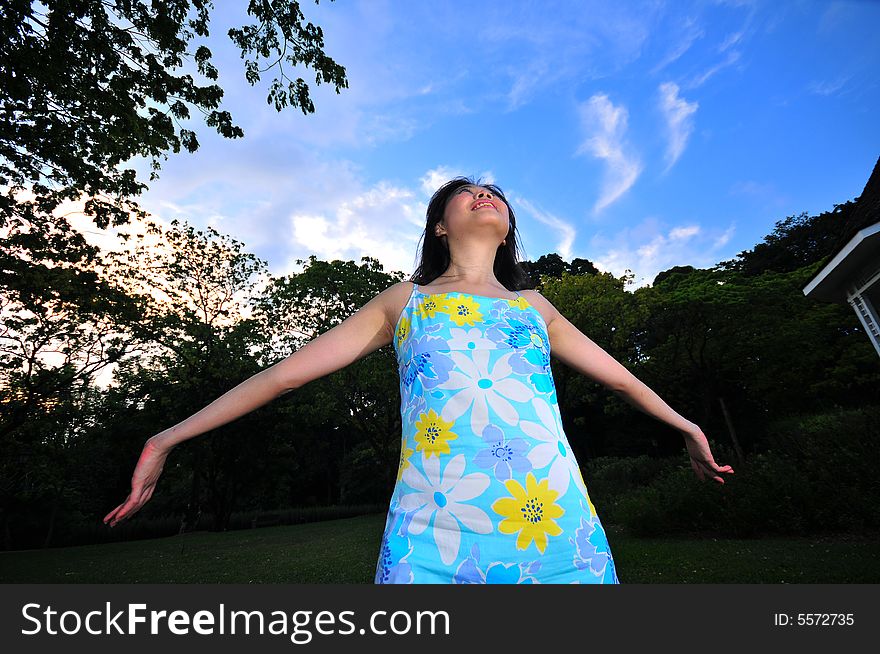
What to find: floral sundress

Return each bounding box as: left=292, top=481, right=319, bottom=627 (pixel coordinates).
left=374, top=282, right=620, bottom=584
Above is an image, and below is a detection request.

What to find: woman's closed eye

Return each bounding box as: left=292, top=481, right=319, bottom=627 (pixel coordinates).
left=457, top=186, right=495, bottom=197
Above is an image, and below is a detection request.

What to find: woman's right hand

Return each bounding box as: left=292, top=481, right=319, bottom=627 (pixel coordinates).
left=103, top=435, right=173, bottom=528
left=681, top=424, right=734, bottom=484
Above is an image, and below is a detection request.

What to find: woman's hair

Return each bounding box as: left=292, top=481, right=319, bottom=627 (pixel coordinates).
left=410, top=176, right=536, bottom=290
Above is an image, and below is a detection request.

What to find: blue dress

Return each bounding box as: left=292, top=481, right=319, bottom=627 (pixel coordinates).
left=374, top=282, right=620, bottom=584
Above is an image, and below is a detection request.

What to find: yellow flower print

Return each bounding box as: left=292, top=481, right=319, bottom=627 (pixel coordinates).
left=576, top=466, right=597, bottom=518
left=492, top=472, right=565, bottom=554
left=414, top=408, right=458, bottom=458
left=416, top=294, right=449, bottom=320
left=508, top=296, right=531, bottom=311
left=397, top=437, right=415, bottom=482
left=395, top=314, right=411, bottom=349
left=444, top=295, right=484, bottom=327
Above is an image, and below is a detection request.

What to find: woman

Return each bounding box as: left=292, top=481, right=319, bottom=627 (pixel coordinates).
left=104, top=176, right=734, bottom=583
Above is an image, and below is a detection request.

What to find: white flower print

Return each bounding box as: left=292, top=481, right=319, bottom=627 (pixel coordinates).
left=520, top=396, right=589, bottom=500
left=399, top=453, right=493, bottom=565
left=438, top=349, right=534, bottom=436
left=446, top=326, right=496, bottom=352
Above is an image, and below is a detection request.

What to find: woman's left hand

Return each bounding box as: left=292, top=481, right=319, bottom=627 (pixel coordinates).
left=681, top=424, right=735, bottom=484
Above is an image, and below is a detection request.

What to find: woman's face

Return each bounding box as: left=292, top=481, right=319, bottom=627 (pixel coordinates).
left=438, top=184, right=511, bottom=243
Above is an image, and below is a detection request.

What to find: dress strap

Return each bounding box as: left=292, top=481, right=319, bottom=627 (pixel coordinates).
left=514, top=289, right=522, bottom=297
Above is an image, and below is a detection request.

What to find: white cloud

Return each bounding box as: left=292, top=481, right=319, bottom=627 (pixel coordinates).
left=713, top=224, right=736, bottom=249
left=589, top=216, right=734, bottom=288
left=419, top=167, right=497, bottom=198
left=718, top=29, right=744, bottom=52
left=806, top=75, right=852, bottom=96
left=650, top=14, right=705, bottom=74
left=817, top=0, right=853, bottom=36
left=280, top=166, right=506, bottom=278
left=420, top=166, right=464, bottom=196
left=575, top=93, right=643, bottom=216
left=657, top=82, right=699, bottom=173
left=125, top=131, right=502, bottom=281
left=478, top=170, right=497, bottom=186
left=653, top=0, right=756, bottom=92
left=512, top=195, right=577, bottom=262
left=687, top=48, right=742, bottom=88
left=506, top=59, right=557, bottom=111
left=288, top=180, right=427, bottom=277
left=669, top=225, right=701, bottom=241
left=487, top=0, right=659, bottom=111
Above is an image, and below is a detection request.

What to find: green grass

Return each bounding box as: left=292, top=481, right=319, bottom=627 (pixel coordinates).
left=611, top=528, right=880, bottom=583
left=1, top=513, right=877, bottom=583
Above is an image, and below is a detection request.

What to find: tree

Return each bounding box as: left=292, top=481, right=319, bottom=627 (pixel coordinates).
left=1, top=0, right=347, bottom=364
left=0, top=246, right=142, bottom=439
left=1, top=0, right=348, bottom=235
left=110, top=218, right=270, bottom=347
left=638, top=263, right=878, bottom=459
left=539, top=270, right=648, bottom=458
left=108, top=218, right=273, bottom=532
left=520, top=253, right=569, bottom=283
left=713, top=201, right=859, bottom=276
left=251, top=255, right=406, bottom=500
left=521, top=253, right=601, bottom=283
left=569, top=257, right=600, bottom=277
left=0, top=0, right=348, bottom=490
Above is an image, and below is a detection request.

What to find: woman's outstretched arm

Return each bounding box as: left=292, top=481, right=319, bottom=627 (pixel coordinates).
left=523, top=289, right=735, bottom=485
left=103, top=282, right=407, bottom=527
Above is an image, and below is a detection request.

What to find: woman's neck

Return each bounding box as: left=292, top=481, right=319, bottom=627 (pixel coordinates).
left=435, top=263, right=499, bottom=286
left=424, top=271, right=509, bottom=295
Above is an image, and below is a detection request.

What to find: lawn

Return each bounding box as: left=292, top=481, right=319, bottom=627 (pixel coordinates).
left=1, top=513, right=877, bottom=583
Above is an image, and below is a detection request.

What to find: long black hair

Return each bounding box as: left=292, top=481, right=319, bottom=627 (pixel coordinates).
left=410, top=176, right=536, bottom=291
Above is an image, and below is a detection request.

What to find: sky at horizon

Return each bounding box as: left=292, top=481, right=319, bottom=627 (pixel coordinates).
left=105, top=0, right=880, bottom=289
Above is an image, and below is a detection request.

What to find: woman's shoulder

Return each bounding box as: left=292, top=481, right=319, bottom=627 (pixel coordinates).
left=377, top=281, right=417, bottom=327
left=384, top=280, right=416, bottom=299
left=518, top=288, right=560, bottom=327
left=374, top=280, right=416, bottom=300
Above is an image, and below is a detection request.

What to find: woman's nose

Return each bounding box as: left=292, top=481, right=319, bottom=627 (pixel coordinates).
left=476, top=190, right=493, bottom=198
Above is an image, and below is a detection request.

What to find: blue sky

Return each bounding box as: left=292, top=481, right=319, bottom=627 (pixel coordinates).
left=124, top=0, right=880, bottom=289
